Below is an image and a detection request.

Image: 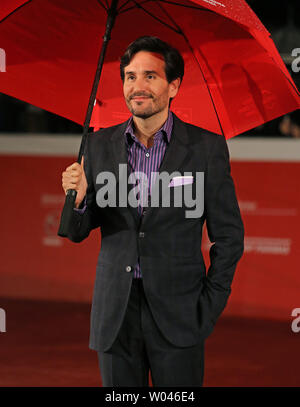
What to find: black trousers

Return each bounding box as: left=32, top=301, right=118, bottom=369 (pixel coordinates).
left=97, top=278, right=205, bottom=387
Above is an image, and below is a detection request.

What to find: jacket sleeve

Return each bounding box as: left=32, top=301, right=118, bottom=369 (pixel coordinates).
left=198, top=134, right=244, bottom=338
left=67, top=134, right=101, bottom=243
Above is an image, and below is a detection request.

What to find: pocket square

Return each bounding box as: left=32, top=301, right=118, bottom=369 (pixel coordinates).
left=168, top=176, right=194, bottom=187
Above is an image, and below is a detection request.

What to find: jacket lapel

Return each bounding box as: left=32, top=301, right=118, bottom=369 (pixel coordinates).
left=109, top=113, right=191, bottom=228
left=141, top=114, right=190, bottom=226
left=110, top=120, right=140, bottom=227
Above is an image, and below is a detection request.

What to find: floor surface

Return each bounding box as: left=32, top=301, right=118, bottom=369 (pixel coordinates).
left=0, top=297, right=299, bottom=387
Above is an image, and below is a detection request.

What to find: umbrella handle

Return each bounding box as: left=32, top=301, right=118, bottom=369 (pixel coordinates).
left=57, top=189, right=77, bottom=237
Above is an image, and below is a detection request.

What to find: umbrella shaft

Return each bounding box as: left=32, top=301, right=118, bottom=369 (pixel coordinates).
left=79, top=0, right=119, bottom=162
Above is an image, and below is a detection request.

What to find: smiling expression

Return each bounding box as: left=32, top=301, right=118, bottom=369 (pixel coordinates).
left=123, top=51, right=180, bottom=119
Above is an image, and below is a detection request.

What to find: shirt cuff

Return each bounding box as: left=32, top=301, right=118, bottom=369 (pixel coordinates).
left=73, top=196, right=87, bottom=214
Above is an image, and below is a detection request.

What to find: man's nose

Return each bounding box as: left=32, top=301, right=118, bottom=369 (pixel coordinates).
left=133, top=76, right=148, bottom=91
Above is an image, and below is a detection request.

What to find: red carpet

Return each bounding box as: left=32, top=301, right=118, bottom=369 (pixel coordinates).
left=0, top=297, right=299, bottom=387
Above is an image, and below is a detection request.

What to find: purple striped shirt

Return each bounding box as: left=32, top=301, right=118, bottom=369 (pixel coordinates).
left=74, top=111, right=174, bottom=279
left=125, top=110, right=173, bottom=278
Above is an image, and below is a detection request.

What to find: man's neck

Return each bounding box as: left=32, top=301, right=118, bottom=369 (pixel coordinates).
left=132, top=109, right=169, bottom=148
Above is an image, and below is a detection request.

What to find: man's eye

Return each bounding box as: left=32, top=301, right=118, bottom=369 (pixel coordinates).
left=147, top=75, right=154, bottom=79
left=127, top=76, right=135, bottom=81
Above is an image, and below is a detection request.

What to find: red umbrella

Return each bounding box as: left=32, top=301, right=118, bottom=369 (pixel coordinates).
left=1, top=0, right=299, bottom=137
left=0, top=0, right=299, bottom=235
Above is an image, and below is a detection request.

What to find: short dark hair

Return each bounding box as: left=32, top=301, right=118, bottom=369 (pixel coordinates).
left=120, top=36, right=184, bottom=85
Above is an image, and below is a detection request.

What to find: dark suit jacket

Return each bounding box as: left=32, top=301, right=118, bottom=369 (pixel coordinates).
left=67, top=113, right=244, bottom=352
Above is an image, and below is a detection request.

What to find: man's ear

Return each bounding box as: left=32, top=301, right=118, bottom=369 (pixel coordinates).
left=169, top=77, right=181, bottom=99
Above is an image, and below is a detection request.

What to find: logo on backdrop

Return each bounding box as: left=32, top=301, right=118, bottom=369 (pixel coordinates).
left=40, top=194, right=65, bottom=247
left=0, top=48, right=6, bottom=72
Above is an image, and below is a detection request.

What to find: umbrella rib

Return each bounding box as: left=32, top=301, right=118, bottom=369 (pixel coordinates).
left=158, top=0, right=213, bottom=13
left=118, top=0, right=134, bottom=12
left=120, top=0, right=181, bottom=34
left=157, top=1, right=226, bottom=136
left=118, top=1, right=154, bottom=14
left=0, top=0, right=32, bottom=24
left=118, top=0, right=212, bottom=14
left=266, top=53, right=300, bottom=97
left=96, top=0, right=109, bottom=11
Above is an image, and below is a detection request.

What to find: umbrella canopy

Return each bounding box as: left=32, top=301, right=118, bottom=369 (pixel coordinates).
left=0, top=0, right=299, bottom=139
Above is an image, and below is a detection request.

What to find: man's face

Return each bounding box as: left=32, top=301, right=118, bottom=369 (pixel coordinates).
left=123, top=51, right=179, bottom=119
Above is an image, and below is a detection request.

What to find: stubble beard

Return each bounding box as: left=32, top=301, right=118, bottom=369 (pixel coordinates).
left=126, top=96, right=167, bottom=120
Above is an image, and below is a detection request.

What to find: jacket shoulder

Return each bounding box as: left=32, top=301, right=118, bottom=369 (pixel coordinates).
left=185, top=121, right=220, bottom=142
left=89, top=120, right=129, bottom=141
left=178, top=116, right=226, bottom=159
left=92, top=121, right=126, bottom=135
left=173, top=113, right=221, bottom=144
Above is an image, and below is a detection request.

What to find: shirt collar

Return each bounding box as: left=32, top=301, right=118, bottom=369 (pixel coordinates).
left=125, top=110, right=173, bottom=146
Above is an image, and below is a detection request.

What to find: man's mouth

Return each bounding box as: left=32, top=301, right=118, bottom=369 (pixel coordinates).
left=130, top=94, right=152, bottom=101
left=132, top=97, right=149, bottom=101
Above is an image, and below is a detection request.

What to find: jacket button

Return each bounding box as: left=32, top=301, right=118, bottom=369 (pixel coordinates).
left=125, top=266, right=132, bottom=272
left=139, top=232, right=145, bottom=238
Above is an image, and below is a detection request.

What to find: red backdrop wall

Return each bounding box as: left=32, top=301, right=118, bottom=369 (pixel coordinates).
left=0, top=153, right=299, bottom=323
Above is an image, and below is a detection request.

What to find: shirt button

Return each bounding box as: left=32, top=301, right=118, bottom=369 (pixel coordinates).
left=139, top=232, right=145, bottom=238
left=125, top=266, right=132, bottom=272
left=145, top=152, right=150, bottom=157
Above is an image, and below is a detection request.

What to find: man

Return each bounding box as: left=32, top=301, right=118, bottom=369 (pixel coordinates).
left=62, top=36, right=244, bottom=387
